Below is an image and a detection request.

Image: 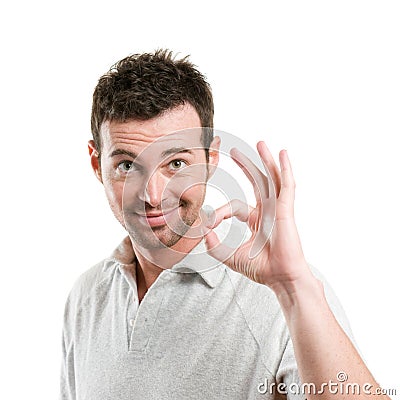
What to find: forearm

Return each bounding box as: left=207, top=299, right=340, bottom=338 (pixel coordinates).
left=272, top=267, right=390, bottom=400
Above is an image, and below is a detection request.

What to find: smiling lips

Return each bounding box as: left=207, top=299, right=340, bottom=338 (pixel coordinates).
left=136, top=206, right=180, bottom=227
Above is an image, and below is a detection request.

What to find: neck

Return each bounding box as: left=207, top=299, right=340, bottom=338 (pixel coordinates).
left=131, top=217, right=204, bottom=302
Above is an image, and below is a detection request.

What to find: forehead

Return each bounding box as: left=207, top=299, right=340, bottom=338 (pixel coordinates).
left=101, top=103, right=203, bottom=153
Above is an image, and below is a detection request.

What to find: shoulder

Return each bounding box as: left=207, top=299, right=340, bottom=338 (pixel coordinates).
left=225, top=261, right=354, bottom=338
left=63, top=258, right=118, bottom=323
left=223, top=261, right=357, bottom=368
left=224, top=267, right=290, bottom=372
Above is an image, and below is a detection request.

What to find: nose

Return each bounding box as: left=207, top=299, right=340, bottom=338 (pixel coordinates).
left=140, top=170, right=167, bottom=208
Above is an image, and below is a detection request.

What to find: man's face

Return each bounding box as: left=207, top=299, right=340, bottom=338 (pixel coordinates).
left=90, top=104, right=219, bottom=250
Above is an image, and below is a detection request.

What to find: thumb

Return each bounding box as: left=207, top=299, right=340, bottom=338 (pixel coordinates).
left=202, top=226, right=235, bottom=268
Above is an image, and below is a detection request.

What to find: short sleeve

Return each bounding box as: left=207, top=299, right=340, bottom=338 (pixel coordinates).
left=275, top=337, right=306, bottom=400
left=60, top=293, right=77, bottom=400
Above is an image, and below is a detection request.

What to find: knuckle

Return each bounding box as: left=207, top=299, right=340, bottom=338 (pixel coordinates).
left=231, top=199, right=240, bottom=208
left=231, top=199, right=245, bottom=211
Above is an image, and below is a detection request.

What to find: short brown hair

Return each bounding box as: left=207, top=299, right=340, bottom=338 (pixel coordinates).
left=91, top=49, right=214, bottom=158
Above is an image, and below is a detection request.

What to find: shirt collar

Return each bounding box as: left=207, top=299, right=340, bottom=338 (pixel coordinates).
left=106, top=235, right=226, bottom=289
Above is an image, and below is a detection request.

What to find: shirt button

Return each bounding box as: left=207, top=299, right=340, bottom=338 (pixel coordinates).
left=129, top=318, right=135, bottom=327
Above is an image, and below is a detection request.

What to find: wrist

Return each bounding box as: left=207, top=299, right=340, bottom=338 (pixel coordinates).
left=271, top=272, right=325, bottom=311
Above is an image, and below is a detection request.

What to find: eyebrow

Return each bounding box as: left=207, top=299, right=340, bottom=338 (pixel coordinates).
left=109, top=149, right=138, bottom=159
left=161, top=147, right=194, bottom=158
left=109, top=147, right=194, bottom=160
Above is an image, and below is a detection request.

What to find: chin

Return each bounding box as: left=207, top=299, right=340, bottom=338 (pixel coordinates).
left=128, top=226, right=184, bottom=249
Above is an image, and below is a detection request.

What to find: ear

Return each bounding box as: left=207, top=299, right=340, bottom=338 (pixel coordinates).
left=207, top=136, right=221, bottom=179
left=88, top=140, right=103, bottom=183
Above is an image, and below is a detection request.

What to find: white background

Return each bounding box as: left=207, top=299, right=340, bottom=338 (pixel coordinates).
left=1, top=0, right=399, bottom=398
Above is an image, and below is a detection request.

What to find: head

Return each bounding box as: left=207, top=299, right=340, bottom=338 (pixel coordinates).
left=88, top=49, right=220, bottom=250
left=91, top=49, right=214, bottom=162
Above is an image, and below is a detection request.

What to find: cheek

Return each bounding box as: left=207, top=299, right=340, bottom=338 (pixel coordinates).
left=103, top=179, right=124, bottom=208
left=165, top=166, right=208, bottom=201
left=179, top=182, right=207, bottom=204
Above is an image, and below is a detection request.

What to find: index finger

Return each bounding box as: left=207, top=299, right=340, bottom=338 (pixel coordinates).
left=229, top=147, right=276, bottom=258
left=230, top=147, right=272, bottom=205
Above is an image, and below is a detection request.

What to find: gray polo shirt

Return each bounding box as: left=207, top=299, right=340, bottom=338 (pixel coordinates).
left=60, top=229, right=354, bottom=400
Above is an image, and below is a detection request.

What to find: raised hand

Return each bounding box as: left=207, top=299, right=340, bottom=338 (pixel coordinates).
left=202, top=141, right=314, bottom=292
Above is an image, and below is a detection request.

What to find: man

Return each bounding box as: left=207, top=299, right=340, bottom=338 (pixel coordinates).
left=61, top=49, right=389, bottom=399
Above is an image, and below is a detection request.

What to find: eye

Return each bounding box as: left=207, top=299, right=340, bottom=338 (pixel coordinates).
left=169, top=159, right=187, bottom=170
left=117, top=160, right=134, bottom=173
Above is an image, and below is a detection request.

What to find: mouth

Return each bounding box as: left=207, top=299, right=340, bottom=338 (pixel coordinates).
left=136, top=206, right=180, bottom=227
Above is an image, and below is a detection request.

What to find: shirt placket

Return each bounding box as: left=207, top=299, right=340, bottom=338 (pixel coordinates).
left=120, top=264, right=170, bottom=353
